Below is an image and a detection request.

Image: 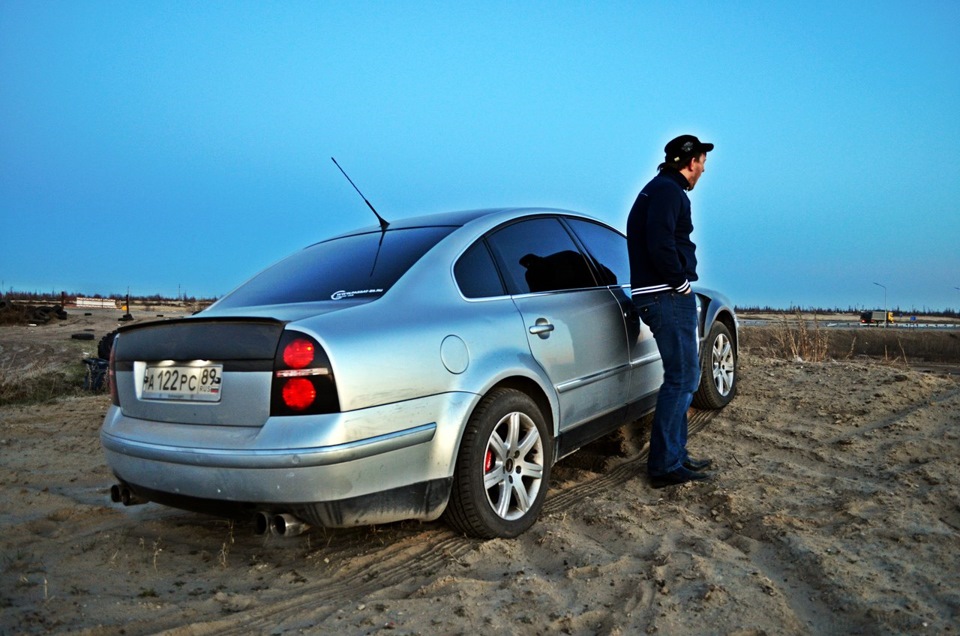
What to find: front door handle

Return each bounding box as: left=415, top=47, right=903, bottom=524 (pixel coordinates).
left=529, top=318, right=555, bottom=339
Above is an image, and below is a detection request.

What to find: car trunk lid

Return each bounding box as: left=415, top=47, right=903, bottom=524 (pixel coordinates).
left=113, top=317, right=284, bottom=427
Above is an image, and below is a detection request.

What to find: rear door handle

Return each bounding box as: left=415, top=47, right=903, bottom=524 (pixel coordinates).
left=529, top=319, right=555, bottom=339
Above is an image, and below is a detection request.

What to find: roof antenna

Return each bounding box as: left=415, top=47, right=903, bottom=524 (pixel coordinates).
left=331, top=157, right=389, bottom=231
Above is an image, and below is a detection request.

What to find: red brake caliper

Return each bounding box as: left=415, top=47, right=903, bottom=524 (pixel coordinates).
left=484, top=448, right=493, bottom=473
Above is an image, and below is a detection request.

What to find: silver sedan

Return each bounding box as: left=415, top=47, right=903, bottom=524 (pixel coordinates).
left=101, top=208, right=737, bottom=539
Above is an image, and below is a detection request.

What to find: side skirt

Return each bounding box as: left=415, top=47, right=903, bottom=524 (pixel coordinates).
left=556, top=392, right=658, bottom=460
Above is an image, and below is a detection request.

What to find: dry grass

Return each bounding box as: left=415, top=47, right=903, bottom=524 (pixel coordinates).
left=744, top=318, right=960, bottom=364
left=0, top=362, right=87, bottom=406
left=770, top=311, right=830, bottom=362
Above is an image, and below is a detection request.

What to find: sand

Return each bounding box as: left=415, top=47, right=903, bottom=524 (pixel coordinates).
left=1, top=309, right=958, bottom=635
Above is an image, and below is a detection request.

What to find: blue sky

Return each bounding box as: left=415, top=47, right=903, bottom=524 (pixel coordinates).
left=2, top=1, right=958, bottom=311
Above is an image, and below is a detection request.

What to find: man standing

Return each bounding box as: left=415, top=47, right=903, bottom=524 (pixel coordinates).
left=627, top=134, right=714, bottom=488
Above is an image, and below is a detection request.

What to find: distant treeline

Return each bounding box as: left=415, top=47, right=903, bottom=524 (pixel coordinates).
left=1, top=290, right=955, bottom=317
left=736, top=305, right=958, bottom=318
left=1, top=290, right=219, bottom=305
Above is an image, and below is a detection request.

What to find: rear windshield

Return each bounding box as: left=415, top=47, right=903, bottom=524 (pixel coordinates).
left=215, top=226, right=456, bottom=308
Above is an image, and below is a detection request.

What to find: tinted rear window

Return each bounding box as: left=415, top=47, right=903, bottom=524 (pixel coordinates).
left=215, top=226, right=456, bottom=308
left=454, top=241, right=506, bottom=298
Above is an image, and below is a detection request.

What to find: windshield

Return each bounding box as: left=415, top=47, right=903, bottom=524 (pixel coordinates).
left=215, top=226, right=456, bottom=308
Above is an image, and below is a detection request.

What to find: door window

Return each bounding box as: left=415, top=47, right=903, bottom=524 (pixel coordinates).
left=486, top=218, right=596, bottom=294
left=565, top=218, right=629, bottom=287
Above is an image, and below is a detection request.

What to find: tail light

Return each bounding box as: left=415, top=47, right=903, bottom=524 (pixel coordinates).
left=271, top=331, right=339, bottom=416
left=108, top=334, right=120, bottom=406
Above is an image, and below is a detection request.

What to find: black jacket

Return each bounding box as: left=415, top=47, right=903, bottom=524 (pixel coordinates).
left=626, top=168, right=698, bottom=296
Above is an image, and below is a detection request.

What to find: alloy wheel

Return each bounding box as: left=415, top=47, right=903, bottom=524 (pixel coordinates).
left=711, top=332, right=735, bottom=397
left=482, top=410, right=545, bottom=521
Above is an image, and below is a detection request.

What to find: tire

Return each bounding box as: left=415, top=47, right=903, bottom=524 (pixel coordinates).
left=693, top=321, right=737, bottom=409
left=443, top=388, right=552, bottom=539
left=98, top=330, right=118, bottom=360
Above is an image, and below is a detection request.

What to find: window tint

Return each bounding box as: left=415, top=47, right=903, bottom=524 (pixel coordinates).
left=486, top=217, right=596, bottom=294
left=215, top=226, right=455, bottom=308
left=455, top=242, right=505, bottom=298
left=565, top=218, right=629, bottom=286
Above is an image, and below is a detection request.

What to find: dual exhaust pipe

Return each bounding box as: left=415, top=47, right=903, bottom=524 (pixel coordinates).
left=110, top=483, right=309, bottom=537
left=110, top=483, right=146, bottom=506
left=255, top=511, right=310, bottom=537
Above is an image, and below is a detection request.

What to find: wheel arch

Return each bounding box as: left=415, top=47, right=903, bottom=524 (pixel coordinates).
left=488, top=376, right=554, bottom=431
left=695, top=288, right=739, bottom=357
left=457, top=374, right=557, bottom=466
left=713, top=309, right=739, bottom=356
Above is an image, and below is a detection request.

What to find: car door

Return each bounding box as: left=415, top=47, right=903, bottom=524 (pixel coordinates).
left=484, top=216, right=631, bottom=431
left=563, top=218, right=664, bottom=406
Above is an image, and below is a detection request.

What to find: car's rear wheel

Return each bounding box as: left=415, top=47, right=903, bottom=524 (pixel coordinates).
left=444, top=388, right=551, bottom=539
left=693, top=321, right=737, bottom=409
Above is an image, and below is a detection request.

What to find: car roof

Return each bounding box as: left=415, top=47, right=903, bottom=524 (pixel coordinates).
left=327, top=207, right=601, bottom=239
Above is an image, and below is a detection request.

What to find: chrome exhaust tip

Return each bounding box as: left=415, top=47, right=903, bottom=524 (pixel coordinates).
left=254, top=511, right=272, bottom=535
left=273, top=513, right=310, bottom=537
left=110, top=483, right=146, bottom=506
left=254, top=511, right=310, bottom=537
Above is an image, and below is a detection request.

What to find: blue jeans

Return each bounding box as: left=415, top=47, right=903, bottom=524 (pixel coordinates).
left=634, top=291, right=701, bottom=476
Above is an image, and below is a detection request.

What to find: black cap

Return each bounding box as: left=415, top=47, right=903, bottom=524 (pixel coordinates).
left=664, top=135, right=714, bottom=163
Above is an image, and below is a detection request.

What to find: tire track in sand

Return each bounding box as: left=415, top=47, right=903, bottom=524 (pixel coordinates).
left=153, top=410, right=718, bottom=635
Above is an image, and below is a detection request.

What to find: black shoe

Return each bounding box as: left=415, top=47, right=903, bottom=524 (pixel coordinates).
left=683, top=457, right=712, bottom=471
left=649, top=467, right=712, bottom=489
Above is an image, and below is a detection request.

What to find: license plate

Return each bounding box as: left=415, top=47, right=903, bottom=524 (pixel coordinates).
left=142, top=364, right=223, bottom=402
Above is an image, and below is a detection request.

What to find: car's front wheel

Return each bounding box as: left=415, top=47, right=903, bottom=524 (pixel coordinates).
left=693, top=321, right=737, bottom=409
left=444, top=388, right=551, bottom=539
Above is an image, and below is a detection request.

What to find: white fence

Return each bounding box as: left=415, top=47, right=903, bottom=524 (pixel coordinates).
left=75, top=297, right=120, bottom=309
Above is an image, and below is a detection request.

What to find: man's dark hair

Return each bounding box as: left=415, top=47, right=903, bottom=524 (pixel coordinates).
left=658, top=153, right=703, bottom=172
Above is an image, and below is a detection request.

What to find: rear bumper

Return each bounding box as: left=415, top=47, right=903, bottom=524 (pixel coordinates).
left=100, top=392, right=475, bottom=515
left=115, top=476, right=454, bottom=528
